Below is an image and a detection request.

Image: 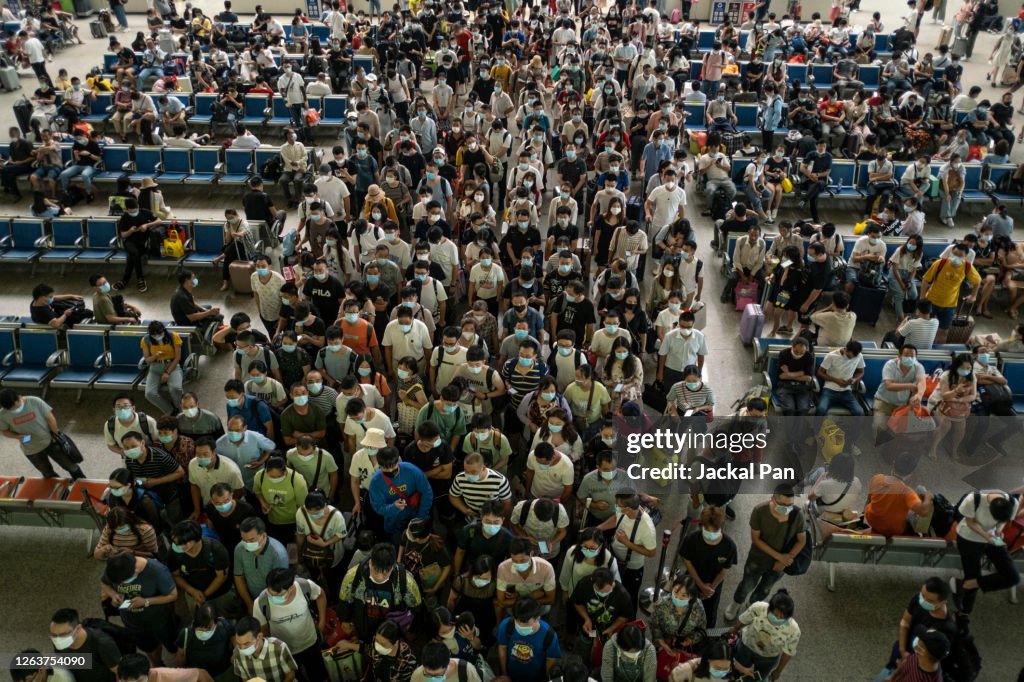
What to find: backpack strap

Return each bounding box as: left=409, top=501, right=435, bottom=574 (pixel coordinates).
left=457, top=659, right=468, bottom=682
left=518, top=499, right=533, bottom=527
left=312, top=449, right=324, bottom=490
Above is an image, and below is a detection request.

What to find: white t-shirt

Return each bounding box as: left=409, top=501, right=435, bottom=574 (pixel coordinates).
left=511, top=499, right=570, bottom=558
left=611, top=511, right=657, bottom=570
left=416, top=276, right=450, bottom=321
left=469, top=263, right=506, bottom=300
left=382, top=318, right=432, bottom=366
left=254, top=579, right=323, bottom=652
left=647, top=185, right=687, bottom=229
left=956, top=491, right=1019, bottom=544
left=349, top=447, right=379, bottom=492
left=335, top=385, right=385, bottom=420
left=820, top=349, right=865, bottom=392
left=342, top=407, right=396, bottom=440
left=294, top=505, right=348, bottom=566
left=526, top=450, right=575, bottom=499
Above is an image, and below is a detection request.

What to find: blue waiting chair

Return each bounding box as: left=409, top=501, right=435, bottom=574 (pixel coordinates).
left=0, top=327, right=62, bottom=396
left=182, top=221, right=226, bottom=268
left=827, top=159, right=863, bottom=198
left=159, top=147, right=191, bottom=183
left=320, top=95, right=347, bottom=127
left=240, top=93, right=272, bottom=127
left=269, top=96, right=293, bottom=127
left=0, top=325, right=18, bottom=381
left=220, top=148, right=254, bottom=185
left=39, top=217, right=85, bottom=272
left=987, top=164, right=1023, bottom=206
left=129, top=146, right=163, bottom=182
left=190, top=93, right=218, bottom=126
left=76, top=218, right=122, bottom=264
left=0, top=219, right=49, bottom=274
left=93, top=145, right=134, bottom=183
left=50, top=328, right=108, bottom=400
left=93, top=330, right=146, bottom=390
left=186, top=146, right=221, bottom=185
left=81, top=93, right=113, bottom=128
left=255, top=148, right=283, bottom=185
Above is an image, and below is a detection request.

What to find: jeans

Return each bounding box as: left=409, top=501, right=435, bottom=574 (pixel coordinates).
left=369, top=0, right=381, bottom=12
left=734, top=641, right=781, bottom=678
left=802, top=179, right=826, bottom=222
left=887, top=268, right=918, bottom=313
left=701, top=79, right=722, bottom=97
left=940, top=190, right=962, bottom=221
left=776, top=383, right=814, bottom=415
left=25, top=437, right=85, bottom=479
left=956, top=535, right=1021, bottom=613
left=743, top=183, right=770, bottom=212
left=145, top=359, right=183, bottom=415
left=2, top=163, right=33, bottom=194
left=705, top=179, right=736, bottom=204
left=113, top=3, right=128, bottom=27
left=732, top=558, right=784, bottom=606
left=59, top=165, right=95, bottom=193
left=138, top=67, right=164, bottom=84
left=816, top=388, right=865, bottom=416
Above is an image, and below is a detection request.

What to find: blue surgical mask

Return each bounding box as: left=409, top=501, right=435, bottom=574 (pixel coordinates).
left=228, top=431, right=243, bottom=443
left=482, top=523, right=502, bottom=536
left=901, top=356, right=916, bottom=367
left=514, top=623, right=534, bottom=636
left=957, top=368, right=970, bottom=377
left=109, top=486, right=128, bottom=498
left=214, top=500, right=233, bottom=513
left=256, top=267, right=270, bottom=277
left=581, top=547, right=599, bottom=558
left=99, top=282, right=112, bottom=293
left=540, top=392, right=555, bottom=401
left=767, top=613, right=788, bottom=626
left=517, top=355, right=532, bottom=366
left=115, top=407, right=133, bottom=421
left=710, top=668, right=730, bottom=679
left=906, top=243, right=917, bottom=252
left=226, top=398, right=240, bottom=409
left=269, top=594, right=288, bottom=605
left=294, top=395, right=309, bottom=407
left=977, top=353, right=991, bottom=365
left=548, top=423, right=562, bottom=433
left=917, top=593, right=937, bottom=611
left=443, top=405, right=457, bottom=415
left=123, top=447, right=142, bottom=460
left=685, top=381, right=701, bottom=391
left=605, top=324, right=619, bottom=334
left=671, top=594, right=689, bottom=608
left=703, top=529, right=722, bottom=542
left=557, top=347, right=572, bottom=356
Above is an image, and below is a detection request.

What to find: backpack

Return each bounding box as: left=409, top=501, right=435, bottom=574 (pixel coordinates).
left=81, top=618, right=138, bottom=656
left=299, top=506, right=337, bottom=572
left=929, top=493, right=959, bottom=537
left=261, top=155, right=284, bottom=182
left=106, top=414, right=153, bottom=443
left=710, top=187, right=730, bottom=221
left=944, top=614, right=982, bottom=682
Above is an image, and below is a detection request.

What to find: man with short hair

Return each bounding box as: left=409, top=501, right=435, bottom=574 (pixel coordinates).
left=114, top=652, right=212, bottom=682
left=49, top=607, right=121, bottom=682
left=815, top=341, right=867, bottom=416
left=496, top=596, right=562, bottom=679
left=0, top=389, right=85, bottom=480
left=253, top=567, right=328, bottom=681
left=597, top=493, right=657, bottom=612
left=99, top=553, right=179, bottom=662
left=412, top=642, right=482, bottom=682
left=368, top=446, right=433, bottom=536
left=449, top=451, right=513, bottom=518
left=233, top=517, right=289, bottom=613
left=920, top=243, right=980, bottom=344
left=230, top=615, right=298, bottom=682
left=188, top=436, right=244, bottom=512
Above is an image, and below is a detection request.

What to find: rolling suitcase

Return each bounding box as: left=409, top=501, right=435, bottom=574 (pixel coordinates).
left=936, top=24, right=952, bottom=48
left=740, top=303, right=765, bottom=344
left=13, top=96, right=32, bottom=134
left=849, top=284, right=886, bottom=326
left=952, top=36, right=969, bottom=58
left=626, top=195, right=643, bottom=222
left=944, top=302, right=975, bottom=344
left=158, top=29, right=174, bottom=54
left=0, top=62, right=20, bottom=92
left=735, top=281, right=759, bottom=311
left=229, top=260, right=256, bottom=294
left=90, top=19, right=107, bottom=38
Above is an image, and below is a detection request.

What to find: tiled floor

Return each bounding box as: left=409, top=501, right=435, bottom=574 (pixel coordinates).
left=0, top=2, right=1022, bottom=679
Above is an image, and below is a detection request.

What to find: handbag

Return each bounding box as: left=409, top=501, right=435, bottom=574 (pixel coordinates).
left=51, top=432, right=84, bottom=464
left=938, top=400, right=970, bottom=418
left=979, top=383, right=1013, bottom=412
left=381, top=472, right=421, bottom=509
left=781, top=176, right=794, bottom=193
left=643, top=380, right=668, bottom=413
left=161, top=225, right=185, bottom=258
left=654, top=608, right=694, bottom=681
left=887, top=403, right=936, bottom=434
left=385, top=609, right=414, bottom=629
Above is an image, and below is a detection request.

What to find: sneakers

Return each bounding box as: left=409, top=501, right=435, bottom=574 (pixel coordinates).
left=724, top=601, right=743, bottom=621
left=137, top=279, right=148, bottom=293
left=112, top=280, right=127, bottom=291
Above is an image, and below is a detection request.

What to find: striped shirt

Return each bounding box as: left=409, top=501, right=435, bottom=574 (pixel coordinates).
left=95, top=523, right=159, bottom=558
left=125, top=446, right=183, bottom=503
left=449, top=470, right=512, bottom=513
left=667, top=382, right=715, bottom=411
left=501, top=358, right=548, bottom=410
left=231, top=636, right=297, bottom=682
left=307, top=384, right=339, bottom=418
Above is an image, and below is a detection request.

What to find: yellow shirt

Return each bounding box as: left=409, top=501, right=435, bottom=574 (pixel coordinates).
left=490, top=64, right=513, bottom=90
left=922, top=258, right=981, bottom=309
left=141, top=331, right=182, bottom=363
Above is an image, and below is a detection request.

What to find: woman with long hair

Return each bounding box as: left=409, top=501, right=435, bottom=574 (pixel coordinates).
left=604, top=337, right=645, bottom=413
left=592, top=196, right=626, bottom=274
left=927, top=353, right=976, bottom=461
left=93, top=506, right=158, bottom=560
left=530, top=406, right=582, bottom=463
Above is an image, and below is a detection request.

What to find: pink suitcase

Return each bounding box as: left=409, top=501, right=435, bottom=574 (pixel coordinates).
left=740, top=303, right=765, bottom=345
left=735, top=281, right=759, bottom=311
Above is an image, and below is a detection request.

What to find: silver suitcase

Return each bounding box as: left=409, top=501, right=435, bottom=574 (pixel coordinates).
left=158, top=29, right=174, bottom=55
left=0, top=65, right=20, bottom=92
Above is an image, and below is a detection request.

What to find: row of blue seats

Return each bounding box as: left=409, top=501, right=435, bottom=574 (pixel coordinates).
left=101, top=50, right=376, bottom=76
left=0, top=215, right=269, bottom=273
left=763, top=346, right=1024, bottom=413
left=727, top=158, right=1015, bottom=205
left=0, top=142, right=321, bottom=192
left=675, top=29, right=896, bottom=56
left=677, top=61, right=884, bottom=92
left=65, top=91, right=349, bottom=129
left=0, top=322, right=200, bottom=400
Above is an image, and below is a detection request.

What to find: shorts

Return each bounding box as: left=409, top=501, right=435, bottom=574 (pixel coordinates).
left=33, top=166, right=60, bottom=180
left=933, top=304, right=956, bottom=330
left=844, top=267, right=860, bottom=283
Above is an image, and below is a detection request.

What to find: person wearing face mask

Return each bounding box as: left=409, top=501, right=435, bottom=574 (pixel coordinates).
left=48, top=607, right=123, bottom=682
left=884, top=628, right=952, bottom=682
left=871, top=344, right=928, bottom=438
left=166, top=518, right=234, bottom=618
left=936, top=153, right=967, bottom=228
left=175, top=393, right=224, bottom=443
left=0, top=389, right=85, bottom=480
left=919, top=243, right=980, bottom=344
left=99, top=553, right=180, bottom=666
left=113, top=197, right=161, bottom=293
left=229, top=615, right=298, bottom=682
left=567, top=566, right=634, bottom=654
left=730, top=589, right=800, bottom=680
left=367, top=445, right=433, bottom=536
left=925, top=353, right=977, bottom=462
left=185, top=435, right=243, bottom=515
left=649, top=574, right=708, bottom=668
left=93, top=506, right=159, bottom=561
left=677, top=505, right=737, bottom=628
left=495, top=595, right=561, bottom=680
left=670, top=638, right=735, bottom=681
left=172, top=603, right=235, bottom=679
left=251, top=566, right=329, bottom=682
left=121, top=429, right=185, bottom=522
left=338, top=541, right=424, bottom=646
left=723, top=487, right=804, bottom=625
left=414, top=640, right=481, bottom=682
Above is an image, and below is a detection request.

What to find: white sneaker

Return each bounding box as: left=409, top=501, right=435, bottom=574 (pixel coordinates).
left=724, top=601, right=742, bottom=621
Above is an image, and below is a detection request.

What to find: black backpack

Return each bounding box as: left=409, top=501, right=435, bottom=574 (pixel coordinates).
left=944, top=613, right=983, bottom=682
left=929, top=493, right=960, bottom=537
left=711, top=187, right=730, bottom=221
left=261, top=156, right=284, bottom=182
left=81, top=618, right=137, bottom=656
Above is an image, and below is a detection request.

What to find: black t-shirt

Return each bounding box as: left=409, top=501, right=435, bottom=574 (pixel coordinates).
left=56, top=628, right=120, bottom=682
left=303, top=275, right=346, bottom=324
left=804, top=260, right=831, bottom=293
left=764, top=156, right=789, bottom=180
left=167, top=538, right=232, bottom=596
left=170, top=287, right=202, bottom=326
left=34, top=85, right=56, bottom=102
left=555, top=296, right=597, bottom=340
left=242, top=189, right=275, bottom=223
left=460, top=147, right=487, bottom=169
left=30, top=303, right=56, bottom=325
left=778, top=348, right=814, bottom=378
left=296, top=315, right=327, bottom=350
left=456, top=522, right=513, bottom=566
left=403, top=442, right=455, bottom=497
left=545, top=272, right=577, bottom=299
left=569, top=575, right=634, bottom=627
left=746, top=61, right=765, bottom=79
left=174, top=619, right=234, bottom=676
left=804, top=151, right=833, bottom=175
left=991, top=102, right=1013, bottom=126
left=720, top=216, right=756, bottom=235
left=548, top=223, right=579, bottom=246
left=117, top=209, right=155, bottom=249
left=557, top=158, right=587, bottom=187
left=904, top=594, right=957, bottom=643
left=500, top=228, right=542, bottom=262
left=204, top=498, right=258, bottom=554
left=9, top=138, right=33, bottom=163
left=73, top=140, right=102, bottom=167
left=100, top=558, right=176, bottom=628
left=679, top=530, right=738, bottom=583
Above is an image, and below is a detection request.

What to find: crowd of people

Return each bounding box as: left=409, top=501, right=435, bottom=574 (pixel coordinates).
left=2, top=0, right=1024, bottom=679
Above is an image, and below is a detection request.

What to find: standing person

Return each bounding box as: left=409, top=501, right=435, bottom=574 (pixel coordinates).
left=724, top=486, right=806, bottom=622
left=731, top=589, right=801, bottom=681
left=496, top=596, right=562, bottom=681
left=167, top=519, right=235, bottom=617
left=230, top=616, right=299, bottom=682
left=115, top=198, right=161, bottom=293
left=920, top=245, right=980, bottom=344
left=253, top=568, right=329, bottom=682
left=886, top=630, right=951, bottom=681
left=233, top=517, right=289, bottom=614
left=0, top=389, right=85, bottom=480
left=950, top=490, right=1022, bottom=614
left=679, top=505, right=738, bottom=627
left=49, top=607, right=122, bottom=682
left=597, top=493, right=656, bottom=614
left=18, top=30, right=48, bottom=81
left=99, top=553, right=179, bottom=667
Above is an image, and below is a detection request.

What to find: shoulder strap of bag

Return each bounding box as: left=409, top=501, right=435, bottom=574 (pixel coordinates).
left=312, top=448, right=324, bottom=489
left=819, top=481, right=852, bottom=508
left=457, top=659, right=468, bottom=682
left=518, top=499, right=533, bottom=527
left=622, top=510, right=644, bottom=565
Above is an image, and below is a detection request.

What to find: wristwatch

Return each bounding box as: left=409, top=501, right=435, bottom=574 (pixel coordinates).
left=144, top=599, right=150, bottom=608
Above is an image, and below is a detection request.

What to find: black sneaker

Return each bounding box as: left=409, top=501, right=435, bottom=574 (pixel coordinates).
left=137, top=279, right=148, bottom=293
left=112, top=280, right=127, bottom=290
left=725, top=505, right=736, bottom=521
